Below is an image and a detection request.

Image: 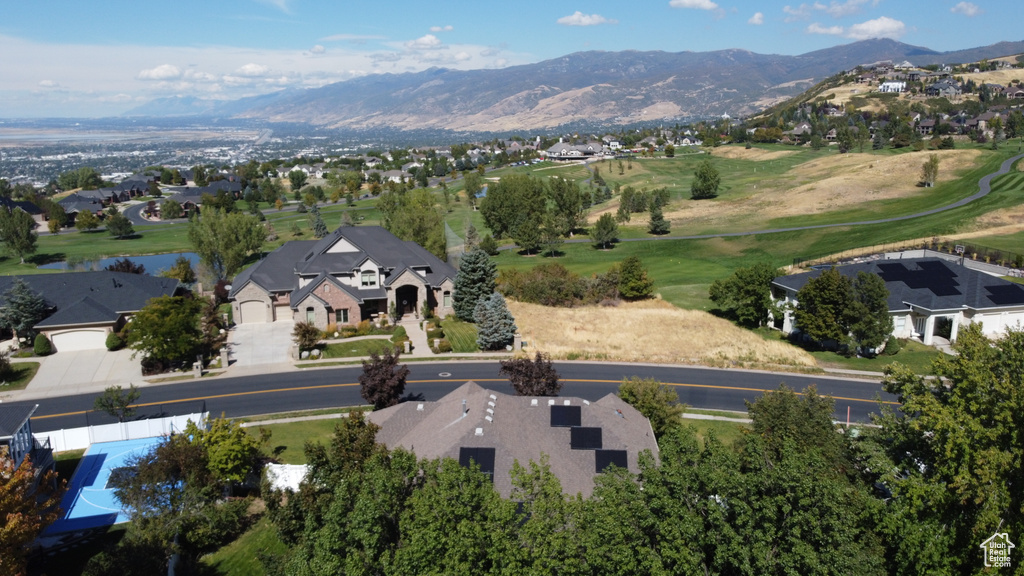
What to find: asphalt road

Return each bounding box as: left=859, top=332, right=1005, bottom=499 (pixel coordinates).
left=13, top=361, right=896, bottom=432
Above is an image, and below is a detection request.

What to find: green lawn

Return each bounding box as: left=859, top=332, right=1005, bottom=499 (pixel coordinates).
left=1, top=361, right=40, bottom=391
left=319, top=338, right=395, bottom=359
left=251, top=418, right=346, bottom=464
left=440, top=316, right=479, bottom=352
left=200, top=517, right=287, bottom=576
left=686, top=419, right=750, bottom=448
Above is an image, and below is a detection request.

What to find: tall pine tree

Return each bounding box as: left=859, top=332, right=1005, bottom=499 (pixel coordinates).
left=648, top=203, right=670, bottom=235
left=453, top=249, right=497, bottom=322
left=474, top=292, right=517, bottom=351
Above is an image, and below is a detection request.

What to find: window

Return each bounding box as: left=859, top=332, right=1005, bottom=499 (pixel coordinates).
left=361, top=271, right=377, bottom=287
left=336, top=309, right=349, bottom=324
left=306, top=307, right=315, bottom=323
left=443, top=291, right=451, bottom=308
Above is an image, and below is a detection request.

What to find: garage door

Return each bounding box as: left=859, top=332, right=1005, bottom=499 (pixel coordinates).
left=52, top=329, right=108, bottom=352
left=239, top=300, right=267, bottom=323
left=274, top=304, right=292, bottom=322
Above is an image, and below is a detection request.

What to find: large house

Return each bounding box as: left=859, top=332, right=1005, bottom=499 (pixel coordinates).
left=229, top=226, right=457, bottom=327
left=368, top=381, right=659, bottom=497
left=771, top=257, right=1024, bottom=346
left=0, top=272, right=181, bottom=352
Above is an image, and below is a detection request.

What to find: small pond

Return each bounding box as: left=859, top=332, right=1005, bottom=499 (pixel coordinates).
left=38, top=252, right=200, bottom=273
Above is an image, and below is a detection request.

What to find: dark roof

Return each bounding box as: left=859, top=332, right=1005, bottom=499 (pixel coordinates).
left=0, top=272, right=180, bottom=329
left=229, top=240, right=317, bottom=297
left=0, top=197, right=42, bottom=216
left=288, top=271, right=375, bottom=308
left=57, top=193, right=105, bottom=214
left=368, top=381, right=659, bottom=498
left=0, top=404, right=37, bottom=439
left=773, top=258, right=1024, bottom=312
left=301, top=226, right=456, bottom=285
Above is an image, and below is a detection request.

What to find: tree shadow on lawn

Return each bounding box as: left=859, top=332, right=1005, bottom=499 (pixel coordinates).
left=25, top=252, right=68, bottom=266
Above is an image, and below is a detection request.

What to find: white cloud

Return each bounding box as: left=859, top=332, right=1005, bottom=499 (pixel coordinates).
left=310, top=45, right=325, bottom=54
left=783, top=4, right=815, bottom=21
left=137, top=64, right=182, bottom=80
left=669, top=0, right=719, bottom=10
left=807, top=22, right=845, bottom=35
left=453, top=51, right=471, bottom=62
left=429, top=25, right=454, bottom=32
left=823, top=0, right=874, bottom=18
left=786, top=0, right=878, bottom=21
left=235, top=63, right=270, bottom=77
left=320, top=33, right=386, bottom=43
left=748, top=12, right=764, bottom=24
left=846, top=16, right=905, bottom=39
left=406, top=34, right=443, bottom=50
left=38, top=80, right=59, bottom=88
left=951, top=2, right=980, bottom=16
left=254, top=0, right=291, bottom=14
left=557, top=11, right=617, bottom=26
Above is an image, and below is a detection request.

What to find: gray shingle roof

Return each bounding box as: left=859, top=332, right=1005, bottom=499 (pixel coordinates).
left=229, top=240, right=318, bottom=297
left=368, top=381, right=659, bottom=498
left=0, top=404, right=37, bottom=439
left=772, top=258, right=1024, bottom=312
left=0, top=272, right=180, bottom=329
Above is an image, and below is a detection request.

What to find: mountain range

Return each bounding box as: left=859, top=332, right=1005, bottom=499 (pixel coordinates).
left=125, top=38, right=1024, bottom=132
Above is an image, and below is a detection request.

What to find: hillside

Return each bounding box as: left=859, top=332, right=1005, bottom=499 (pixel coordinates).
left=126, top=39, right=1024, bottom=132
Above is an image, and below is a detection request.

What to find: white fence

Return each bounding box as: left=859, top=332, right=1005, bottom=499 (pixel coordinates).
left=35, top=412, right=208, bottom=453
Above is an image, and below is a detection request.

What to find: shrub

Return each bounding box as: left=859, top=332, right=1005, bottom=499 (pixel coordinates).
left=884, top=337, right=903, bottom=356
left=426, top=327, right=444, bottom=340
left=292, top=321, right=322, bottom=351
left=340, top=325, right=358, bottom=338
left=104, top=332, right=123, bottom=350
left=433, top=339, right=453, bottom=353
left=356, top=319, right=372, bottom=336
left=324, top=323, right=339, bottom=337
left=0, top=351, right=15, bottom=381
left=33, top=334, right=53, bottom=356
left=140, top=356, right=167, bottom=376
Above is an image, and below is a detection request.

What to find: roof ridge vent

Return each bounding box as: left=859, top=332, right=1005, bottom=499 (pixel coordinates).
left=475, top=427, right=484, bottom=436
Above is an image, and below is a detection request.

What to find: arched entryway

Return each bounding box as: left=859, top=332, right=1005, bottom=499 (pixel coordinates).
left=395, top=285, right=419, bottom=318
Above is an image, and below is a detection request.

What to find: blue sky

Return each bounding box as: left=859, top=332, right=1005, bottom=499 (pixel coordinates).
left=0, top=0, right=1019, bottom=117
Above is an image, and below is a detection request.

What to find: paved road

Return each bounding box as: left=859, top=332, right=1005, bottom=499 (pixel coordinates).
left=10, top=361, right=895, bottom=432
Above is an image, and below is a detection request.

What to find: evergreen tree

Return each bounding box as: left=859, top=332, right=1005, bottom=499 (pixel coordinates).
left=0, top=278, right=48, bottom=342
left=708, top=262, right=780, bottom=327
left=308, top=204, right=328, bottom=238
left=0, top=208, right=38, bottom=263
left=453, top=249, right=497, bottom=322
left=618, top=256, right=654, bottom=300
left=464, top=224, right=479, bottom=250
left=479, top=234, right=499, bottom=256
left=106, top=212, right=135, bottom=239
left=647, top=202, right=670, bottom=235
left=690, top=159, right=720, bottom=199
left=849, top=271, right=893, bottom=351
left=474, top=292, right=517, bottom=351
left=794, top=267, right=856, bottom=347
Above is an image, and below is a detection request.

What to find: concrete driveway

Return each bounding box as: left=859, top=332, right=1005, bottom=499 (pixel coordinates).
left=227, top=321, right=294, bottom=368
left=28, top=349, right=142, bottom=398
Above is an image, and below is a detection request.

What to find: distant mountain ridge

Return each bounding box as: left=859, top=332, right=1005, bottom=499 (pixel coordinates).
left=124, top=39, right=1024, bottom=131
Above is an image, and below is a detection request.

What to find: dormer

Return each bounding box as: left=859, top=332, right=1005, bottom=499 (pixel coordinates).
left=326, top=236, right=360, bottom=253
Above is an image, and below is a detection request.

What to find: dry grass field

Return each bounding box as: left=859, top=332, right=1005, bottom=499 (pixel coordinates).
left=508, top=299, right=816, bottom=369
left=709, top=147, right=798, bottom=161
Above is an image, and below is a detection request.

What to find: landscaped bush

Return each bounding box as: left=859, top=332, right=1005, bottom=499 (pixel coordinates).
left=391, top=326, right=410, bottom=346
left=340, top=325, right=358, bottom=338
left=140, top=357, right=167, bottom=376
left=0, top=351, right=15, bottom=381
left=356, top=319, right=372, bottom=336
left=884, top=337, right=903, bottom=356
left=433, top=338, right=453, bottom=353
left=33, top=334, right=53, bottom=356
left=323, top=323, right=339, bottom=338
left=426, top=326, right=444, bottom=340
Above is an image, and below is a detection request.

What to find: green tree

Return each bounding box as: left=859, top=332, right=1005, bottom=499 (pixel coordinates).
left=0, top=207, right=38, bottom=263
left=874, top=324, right=1024, bottom=575
left=591, top=212, right=618, bottom=249
left=793, top=267, right=856, bottom=346
left=187, top=209, right=265, bottom=280
left=474, top=292, right=517, bottom=351
left=377, top=188, right=447, bottom=260
left=359, top=347, right=410, bottom=410
left=479, top=234, right=499, bottom=256
left=617, top=256, right=654, bottom=300
left=93, top=384, right=142, bottom=422
left=288, top=170, right=308, bottom=193
left=463, top=171, right=483, bottom=207
left=46, top=205, right=67, bottom=234
left=192, top=165, right=209, bottom=187
left=512, top=212, right=543, bottom=255
left=74, top=209, right=100, bottom=232
left=708, top=262, right=780, bottom=327
left=161, top=255, right=196, bottom=283
left=453, top=249, right=497, bottom=322
left=106, top=212, right=135, bottom=239
left=159, top=198, right=182, bottom=220
left=183, top=417, right=262, bottom=486
left=617, top=377, right=685, bottom=438
left=547, top=176, right=586, bottom=235
left=921, top=153, right=940, bottom=187
left=308, top=204, right=328, bottom=238
left=0, top=278, right=48, bottom=343
left=849, top=271, right=893, bottom=351
left=664, top=143, right=675, bottom=157
left=690, top=159, right=720, bottom=199
left=125, top=295, right=204, bottom=368
left=647, top=202, right=670, bottom=235
left=499, top=351, right=561, bottom=396
left=479, top=173, right=545, bottom=239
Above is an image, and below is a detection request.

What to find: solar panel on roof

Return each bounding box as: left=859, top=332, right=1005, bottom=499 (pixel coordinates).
left=877, top=261, right=961, bottom=297
left=986, top=284, right=1024, bottom=306
left=550, top=405, right=582, bottom=427
left=458, top=447, right=496, bottom=481
left=570, top=427, right=602, bottom=450
left=595, top=450, right=628, bottom=473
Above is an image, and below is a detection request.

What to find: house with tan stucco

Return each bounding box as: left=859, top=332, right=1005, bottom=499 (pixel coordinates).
left=229, top=226, right=456, bottom=327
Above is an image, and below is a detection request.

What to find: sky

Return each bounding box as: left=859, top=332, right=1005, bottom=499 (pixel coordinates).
left=0, top=0, right=1020, bottom=118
